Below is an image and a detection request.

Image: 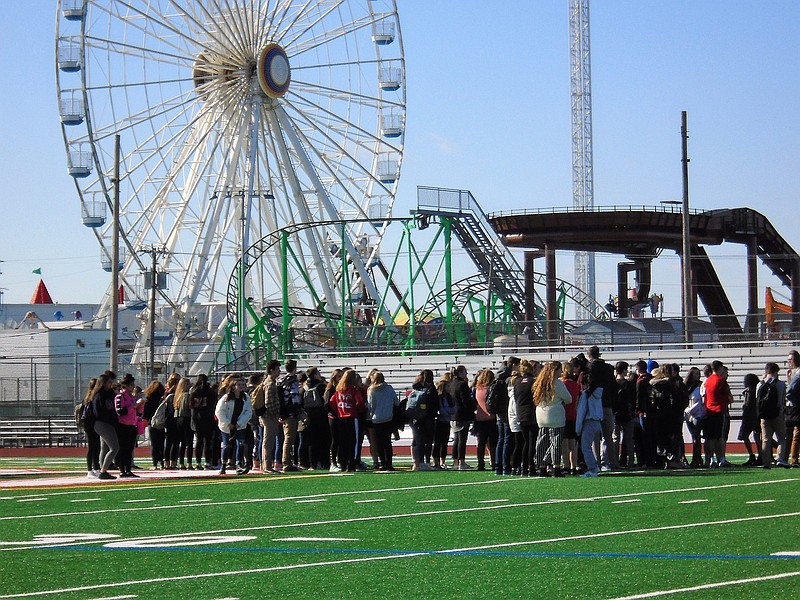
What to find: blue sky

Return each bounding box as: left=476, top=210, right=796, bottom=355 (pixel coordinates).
left=1, top=1, right=798, bottom=321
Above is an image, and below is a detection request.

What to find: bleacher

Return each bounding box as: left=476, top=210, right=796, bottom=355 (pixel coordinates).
left=307, top=343, right=795, bottom=417
left=0, top=418, right=82, bottom=448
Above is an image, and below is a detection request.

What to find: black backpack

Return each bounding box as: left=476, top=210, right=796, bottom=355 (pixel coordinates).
left=757, top=382, right=780, bottom=420
left=485, top=378, right=508, bottom=415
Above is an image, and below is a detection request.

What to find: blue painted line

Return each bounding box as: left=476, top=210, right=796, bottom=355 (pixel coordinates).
left=45, top=545, right=800, bottom=561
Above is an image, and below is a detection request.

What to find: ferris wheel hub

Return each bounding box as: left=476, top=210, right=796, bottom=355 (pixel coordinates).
left=257, top=44, right=290, bottom=99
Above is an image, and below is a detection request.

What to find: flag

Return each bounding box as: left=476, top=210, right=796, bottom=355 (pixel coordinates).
left=32, top=268, right=41, bottom=275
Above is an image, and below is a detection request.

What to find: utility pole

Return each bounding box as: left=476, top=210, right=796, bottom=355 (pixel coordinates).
left=139, top=244, right=167, bottom=382
left=681, top=111, right=693, bottom=344
left=109, top=135, right=121, bottom=373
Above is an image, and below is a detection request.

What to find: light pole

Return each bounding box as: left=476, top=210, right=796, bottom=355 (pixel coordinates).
left=658, top=113, right=693, bottom=345
left=680, top=111, right=692, bottom=344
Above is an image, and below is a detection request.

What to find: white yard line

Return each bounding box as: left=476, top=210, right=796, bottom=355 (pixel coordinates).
left=2, top=511, right=799, bottom=599
left=608, top=570, right=800, bottom=599
left=746, top=499, right=775, bottom=504
left=611, top=499, right=641, bottom=504
left=677, top=499, right=708, bottom=504
left=122, top=499, right=155, bottom=504
left=0, top=479, right=505, bottom=522
left=353, top=499, right=385, bottom=504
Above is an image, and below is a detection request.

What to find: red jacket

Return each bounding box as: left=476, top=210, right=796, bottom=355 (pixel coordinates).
left=329, top=386, right=365, bottom=419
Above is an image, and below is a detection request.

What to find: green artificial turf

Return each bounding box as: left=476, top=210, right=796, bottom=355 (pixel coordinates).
left=0, top=463, right=799, bottom=599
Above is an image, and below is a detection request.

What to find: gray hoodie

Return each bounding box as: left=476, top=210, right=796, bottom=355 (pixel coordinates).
left=367, top=383, right=400, bottom=424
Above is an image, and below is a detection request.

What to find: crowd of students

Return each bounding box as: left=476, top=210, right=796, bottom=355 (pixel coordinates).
left=75, top=347, right=800, bottom=479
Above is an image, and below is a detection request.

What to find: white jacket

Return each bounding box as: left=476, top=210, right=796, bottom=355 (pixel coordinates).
left=215, top=393, right=253, bottom=433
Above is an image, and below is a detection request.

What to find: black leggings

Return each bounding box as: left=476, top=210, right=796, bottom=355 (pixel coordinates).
left=176, top=416, right=194, bottom=465
left=84, top=424, right=100, bottom=471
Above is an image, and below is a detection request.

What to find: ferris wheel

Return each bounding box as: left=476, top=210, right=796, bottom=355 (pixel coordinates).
left=55, top=0, right=405, bottom=368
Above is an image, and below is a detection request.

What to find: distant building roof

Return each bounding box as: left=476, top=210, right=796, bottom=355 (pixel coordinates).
left=30, top=279, right=54, bottom=304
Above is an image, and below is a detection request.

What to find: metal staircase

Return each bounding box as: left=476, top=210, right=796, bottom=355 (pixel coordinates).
left=416, top=186, right=526, bottom=319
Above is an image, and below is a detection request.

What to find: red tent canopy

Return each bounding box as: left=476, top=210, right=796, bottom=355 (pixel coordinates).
left=30, top=279, right=54, bottom=304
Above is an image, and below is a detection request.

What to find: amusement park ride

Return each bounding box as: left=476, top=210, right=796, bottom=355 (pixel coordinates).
left=55, top=1, right=800, bottom=375
left=54, top=0, right=610, bottom=374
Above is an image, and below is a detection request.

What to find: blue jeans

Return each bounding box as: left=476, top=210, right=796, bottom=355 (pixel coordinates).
left=580, top=419, right=602, bottom=474
left=220, top=429, right=246, bottom=467
left=495, top=418, right=513, bottom=474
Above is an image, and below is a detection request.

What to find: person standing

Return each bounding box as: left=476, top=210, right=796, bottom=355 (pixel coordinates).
left=561, top=361, right=581, bottom=475
left=512, top=360, right=540, bottom=476
left=91, top=372, right=120, bottom=480
left=173, top=377, right=194, bottom=470
left=78, top=377, right=100, bottom=478
left=532, top=361, right=572, bottom=477
left=702, top=361, right=733, bottom=468
left=366, top=371, right=400, bottom=471
left=299, top=367, right=330, bottom=470
left=279, top=360, right=303, bottom=472
left=143, top=381, right=166, bottom=469
left=587, top=346, right=618, bottom=471
left=260, top=360, right=283, bottom=473
left=115, top=374, right=144, bottom=478
left=576, top=372, right=603, bottom=477
left=329, top=369, right=365, bottom=472
left=163, top=373, right=181, bottom=470
left=409, top=369, right=437, bottom=472
left=473, top=369, right=498, bottom=472
left=190, top=374, right=215, bottom=470
left=215, top=375, right=253, bottom=475
left=737, top=373, right=761, bottom=466
left=756, top=362, right=789, bottom=468
left=446, top=365, right=474, bottom=470
left=683, top=367, right=706, bottom=468
left=614, top=361, right=636, bottom=469
left=433, top=372, right=454, bottom=469
left=785, top=350, right=800, bottom=466
left=493, top=360, right=515, bottom=476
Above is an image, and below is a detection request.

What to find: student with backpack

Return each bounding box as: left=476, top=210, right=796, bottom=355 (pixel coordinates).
left=91, top=372, right=120, bottom=480
left=77, top=377, right=100, bottom=478
left=409, top=369, right=437, bottom=472
left=298, top=367, right=329, bottom=470
left=757, top=362, right=789, bottom=468
left=144, top=381, right=166, bottom=469
left=432, top=372, right=454, bottom=469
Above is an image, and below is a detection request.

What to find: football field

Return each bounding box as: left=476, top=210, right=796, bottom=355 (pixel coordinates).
left=1, top=458, right=799, bottom=599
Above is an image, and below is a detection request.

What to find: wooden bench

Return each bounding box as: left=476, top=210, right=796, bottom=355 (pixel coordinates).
left=0, top=418, right=82, bottom=448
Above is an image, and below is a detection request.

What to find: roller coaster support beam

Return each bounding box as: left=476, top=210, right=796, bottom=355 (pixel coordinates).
left=545, top=243, right=558, bottom=343
left=746, top=237, right=759, bottom=334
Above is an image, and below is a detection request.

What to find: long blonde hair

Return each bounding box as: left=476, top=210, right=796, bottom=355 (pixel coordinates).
left=532, top=361, right=562, bottom=406
left=173, top=377, right=190, bottom=411
left=475, top=368, right=494, bottom=387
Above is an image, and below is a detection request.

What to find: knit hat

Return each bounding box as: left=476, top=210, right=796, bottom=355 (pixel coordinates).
left=646, top=359, right=659, bottom=373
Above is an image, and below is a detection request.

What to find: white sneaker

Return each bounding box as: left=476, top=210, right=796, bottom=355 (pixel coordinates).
left=329, top=465, right=341, bottom=473
left=87, top=470, right=98, bottom=478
